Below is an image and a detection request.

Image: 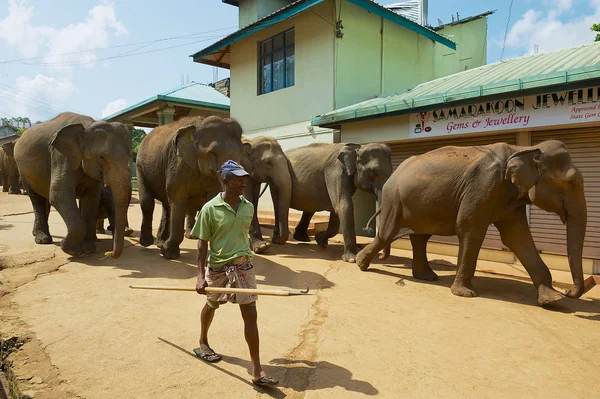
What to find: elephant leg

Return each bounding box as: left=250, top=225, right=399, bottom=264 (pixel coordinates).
left=96, top=218, right=106, bottom=234
left=357, top=198, right=403, bottom=271
left=160, top=200, right=185, bottom=260
left=247, top=181, right=270, bottom=253
left=293, top=212, right=314, bottom=242
left=494, top=210, right=564, bottom=305
left=79, top=184, right=102, bottom=254
left=50, top=187, right=86, bottom=256
left=410, top=234, right=438, bottom=281
left=451, top=227, right=487, bottom=298
left=138, top=177, right=155, bottom=247
left=185, top=205, right=198, bottom=239
left=157, top=202, right=171, bottom=248
left=8, top=173, right=21, bottom=194
left=315, top=212, right=340, bottom=248
left=336, top=201, right=359, bottom=263
left=1, top=172, right=8, bottom=192
left=28, top=187, right=52, bottom=244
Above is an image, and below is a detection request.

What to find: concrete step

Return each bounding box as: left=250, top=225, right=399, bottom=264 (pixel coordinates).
left=258, top=210, right=329, bottom=235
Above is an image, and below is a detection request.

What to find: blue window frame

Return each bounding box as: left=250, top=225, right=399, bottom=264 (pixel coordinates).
left=259, top=28, right=295, bottom=95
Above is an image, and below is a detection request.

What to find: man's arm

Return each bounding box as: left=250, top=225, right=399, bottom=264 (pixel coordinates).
left=196, top=239, right=209, bottom=294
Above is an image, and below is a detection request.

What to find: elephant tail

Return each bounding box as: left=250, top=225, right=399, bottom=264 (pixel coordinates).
left=362, top=208, right=381, bottom=236
left=258, top=183, right=269, bottom=199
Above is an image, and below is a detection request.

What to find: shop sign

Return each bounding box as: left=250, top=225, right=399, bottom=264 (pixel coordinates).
left=409, top=87, right=600, bottom=138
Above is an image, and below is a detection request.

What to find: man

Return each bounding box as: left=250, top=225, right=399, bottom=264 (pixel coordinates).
left=192, top=160, right=278, bottom=387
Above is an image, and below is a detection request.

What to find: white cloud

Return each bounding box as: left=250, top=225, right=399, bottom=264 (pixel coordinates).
left=101, top=98, right=127, bottom=118
left=0, top=1, right=126, bottom=68
left=0, top=74, right=76, bottom=121
left=0, top=0, right=52, bottom=57
left=503, top=0, right=600, bottom=56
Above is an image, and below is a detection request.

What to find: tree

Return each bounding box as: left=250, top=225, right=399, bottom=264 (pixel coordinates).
left=591, top=23, right=600, bottom=42
left=0, top=116, right=31, bottom=135
left=131, top=128, right=147, bottom=161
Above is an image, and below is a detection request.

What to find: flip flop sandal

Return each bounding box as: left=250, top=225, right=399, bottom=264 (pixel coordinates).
left=252, top=375, right=278, bottom=386
left=193, top=347, right=222, bottom=363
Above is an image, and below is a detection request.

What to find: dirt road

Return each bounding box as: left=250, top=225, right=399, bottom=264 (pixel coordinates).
left=1, top=191, right=599, bottom=399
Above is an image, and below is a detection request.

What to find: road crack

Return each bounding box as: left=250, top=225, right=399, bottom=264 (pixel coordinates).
left=275, top=260, right=338, bottom=398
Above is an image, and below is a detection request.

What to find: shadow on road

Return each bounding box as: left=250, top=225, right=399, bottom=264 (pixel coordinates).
left=82, top=238, right=335, bottom=290
left=158, top=338, right=378, bottom=397
left=365, top=260, right=600, bottom=318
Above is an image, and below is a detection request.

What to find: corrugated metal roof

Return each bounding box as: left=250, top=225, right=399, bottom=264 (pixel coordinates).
left=103, top=82, right=230, bottom=122
left=312, top=42, right=600, bottom=126
left=191, top=0, right=456, bottom=66
left=433, top=10, right=495, bottom=31
left=160, top=82, right=230, bottom=107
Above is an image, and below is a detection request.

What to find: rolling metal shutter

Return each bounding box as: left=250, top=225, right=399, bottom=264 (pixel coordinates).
left=531, top=128, right=600, bottom=259
left=388, top=132, right=517, bottom=250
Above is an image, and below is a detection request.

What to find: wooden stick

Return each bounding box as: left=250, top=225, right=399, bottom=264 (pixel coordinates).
left=129, top=284, right=311, bottom=296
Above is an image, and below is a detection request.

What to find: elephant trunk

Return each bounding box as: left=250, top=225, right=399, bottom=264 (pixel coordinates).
left=105, top=170, right=132, bottom=259
left=272, top=172, right=291, bottom=244
left=564, top=194, right=587, bottom=299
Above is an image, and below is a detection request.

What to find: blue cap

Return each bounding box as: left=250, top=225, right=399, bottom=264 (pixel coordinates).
left=220, top=160, right=250, bottom=177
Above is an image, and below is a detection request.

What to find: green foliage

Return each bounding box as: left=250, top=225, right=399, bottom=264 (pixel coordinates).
left=591, top=23, right=600, bottom=42
left=0, top=116, right=32, bottom=135
left=131, top=128, right=147, bottom=161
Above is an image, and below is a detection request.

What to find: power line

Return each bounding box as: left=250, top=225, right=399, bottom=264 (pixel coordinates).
left=0, top=82, right=70, bottom=113
left=500, top=0, right=514, bottom=61
left=11, top=34, right=229, bottom=67
left=0, top=92, right=61, bottom=116
left=0, top=26, right=238, bottom=65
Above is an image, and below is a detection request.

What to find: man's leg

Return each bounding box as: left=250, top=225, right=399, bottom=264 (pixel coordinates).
left=240, top=303, right=277, bottom=384
left=195, top=302, right=221, bottom=362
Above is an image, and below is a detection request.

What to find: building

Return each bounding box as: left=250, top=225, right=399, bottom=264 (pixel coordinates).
left=312, top=43, right=600, bottom=275
left=103, top=81, right=230, bottom=128
left=191, top=0, right=492, bottom=221
left=0, top=125, right=19, bottom=146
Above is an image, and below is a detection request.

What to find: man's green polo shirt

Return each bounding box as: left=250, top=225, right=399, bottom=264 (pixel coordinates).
left=191, top=193, right=254, bottom=268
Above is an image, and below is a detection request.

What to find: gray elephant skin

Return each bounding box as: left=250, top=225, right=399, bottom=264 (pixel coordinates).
left=183, top=136, right=292, bottom=254
left=136, top=116, right=244, bottom=260
left=14, top=112, right=132, bottom=258
left=286, top=142, right=393, bottom=262
left=356, top=140, right=587, bottom=306
left=0, top=140, right=22, bottom=194
left=96, top=185, right=134, bottom=237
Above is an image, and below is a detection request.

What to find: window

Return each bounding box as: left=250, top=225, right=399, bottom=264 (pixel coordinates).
left=259, top=29, right=295, bottom=94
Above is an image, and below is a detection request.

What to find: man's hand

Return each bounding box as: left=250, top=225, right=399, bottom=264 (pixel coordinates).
left=196, top=276, right=208, bottom=294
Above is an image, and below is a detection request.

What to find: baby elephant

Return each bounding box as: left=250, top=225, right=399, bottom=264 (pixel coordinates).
left=96, top=185, right=134, bottom=237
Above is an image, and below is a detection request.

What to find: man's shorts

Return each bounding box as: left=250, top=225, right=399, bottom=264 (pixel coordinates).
left=205, top=256, right=257, bottom=309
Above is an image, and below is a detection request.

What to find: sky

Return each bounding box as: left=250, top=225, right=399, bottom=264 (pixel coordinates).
left=0, top=0, right=598, bottom=123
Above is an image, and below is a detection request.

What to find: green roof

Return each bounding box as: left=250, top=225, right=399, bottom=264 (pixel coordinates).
left=312, top=43, right=600, bottom=127
left=103, top=82, right=230, bottom=122
left=191, top=0, right=455, bottom=67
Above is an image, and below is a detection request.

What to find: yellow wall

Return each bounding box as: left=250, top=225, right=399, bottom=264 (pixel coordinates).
left=433, top=17, right=488, bottom=78
left=341, top=114, right=410, bottom=143
left=230, top=0, right=335, bottom=133
left=334, top=0, right=382, bottom=109
left=382, top=20, right=435, bottom=94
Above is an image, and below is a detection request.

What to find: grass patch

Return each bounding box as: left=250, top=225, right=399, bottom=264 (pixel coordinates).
left=0, top=336, right=24, bottom=399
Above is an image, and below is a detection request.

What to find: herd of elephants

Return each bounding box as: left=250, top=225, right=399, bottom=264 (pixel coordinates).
left=0, top=112, right=589, bottom=307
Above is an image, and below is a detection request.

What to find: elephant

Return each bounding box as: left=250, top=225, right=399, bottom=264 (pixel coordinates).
left=0, top=140, right=22, bottom=194
left=96, top=185, right=134, bottom=237
left=136, top=115, right=244, bottom=260
left=356, top=140, right=587, bottom=306
left=185, top=136, right=292, bottom=253
left=285, top=142, right=393, bottom=263
left=14, top=112, right=132, bottom=258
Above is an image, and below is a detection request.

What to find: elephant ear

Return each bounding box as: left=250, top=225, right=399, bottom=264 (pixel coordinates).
left=1, top=142, right=15, bottom=157
left=50, top=123, right=85, bottom=169
left=241, top=142, right=254, bottom=173
left=505, top=148, right=542, bottom=197
left=337, top=143, right=361, bottom=176
left=172, top=125, right=198, bottom=169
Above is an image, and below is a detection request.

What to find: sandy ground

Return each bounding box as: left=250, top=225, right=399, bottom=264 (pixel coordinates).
left=0, top=191, right=599, bottom=399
